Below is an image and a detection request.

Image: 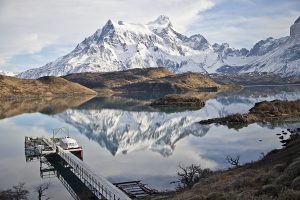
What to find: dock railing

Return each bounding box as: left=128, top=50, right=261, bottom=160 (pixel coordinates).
left=56, top=146, right=131, bottom=200
left=27, top=136, right=131, bottom=200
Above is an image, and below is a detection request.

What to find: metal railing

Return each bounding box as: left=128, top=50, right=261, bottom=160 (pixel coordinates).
left=56, top=146, right=131, bottom=200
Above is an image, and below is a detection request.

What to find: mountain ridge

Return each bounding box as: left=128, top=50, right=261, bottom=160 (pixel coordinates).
left=17, top=15, right=300, bottom=78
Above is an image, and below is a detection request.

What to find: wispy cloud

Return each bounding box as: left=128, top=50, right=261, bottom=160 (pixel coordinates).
left=188, top=0, right=300, bottom=48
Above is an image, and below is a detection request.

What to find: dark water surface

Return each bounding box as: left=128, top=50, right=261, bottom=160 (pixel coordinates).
left=0, top=85, right=300, bottom=199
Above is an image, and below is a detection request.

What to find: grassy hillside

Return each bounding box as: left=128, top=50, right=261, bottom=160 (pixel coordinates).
left=63, top=67, right=172, bottom=92
left=0, top=75, right=97, bottom=98
left=64, top=67, right=226, bottom=95
left=149, top=133, right=300, bottom=200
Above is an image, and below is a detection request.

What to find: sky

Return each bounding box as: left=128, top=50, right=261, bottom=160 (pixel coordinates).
left=0, top=0, right=299, bottom=73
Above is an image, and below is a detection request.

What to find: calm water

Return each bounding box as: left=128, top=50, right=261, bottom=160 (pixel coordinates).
left=0, top=85, right=300, bottom=199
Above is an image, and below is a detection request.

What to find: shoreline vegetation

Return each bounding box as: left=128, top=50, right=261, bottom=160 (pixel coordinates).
left=199, top=99, right=300, bottom=129
left=146, top=132, right=300, bottom=200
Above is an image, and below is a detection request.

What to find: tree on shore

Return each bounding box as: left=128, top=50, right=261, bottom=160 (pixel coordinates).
left=172, top=164, right=213, bottom=189
left=225, top=154, right=240, bottom=167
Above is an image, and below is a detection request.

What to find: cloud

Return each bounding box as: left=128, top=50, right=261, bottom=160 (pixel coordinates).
left=0, top=0, right=299, bottom=72
left=188, top=0, right=300, bottom=48
left=0, top=0, right=215, bottom=72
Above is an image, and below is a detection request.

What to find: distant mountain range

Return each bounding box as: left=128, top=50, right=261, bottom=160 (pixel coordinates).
left=18, top=15, right=300, bottom=79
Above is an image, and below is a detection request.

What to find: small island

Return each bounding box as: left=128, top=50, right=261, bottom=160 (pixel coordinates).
left=199, top=99, right=300, bottom=128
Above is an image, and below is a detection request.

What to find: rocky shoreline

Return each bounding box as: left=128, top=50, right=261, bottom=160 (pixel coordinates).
left=199, top=99, right=300, bottom=128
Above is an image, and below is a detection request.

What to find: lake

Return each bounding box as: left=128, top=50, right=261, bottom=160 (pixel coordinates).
left=0, top=85, right=300, bottom=199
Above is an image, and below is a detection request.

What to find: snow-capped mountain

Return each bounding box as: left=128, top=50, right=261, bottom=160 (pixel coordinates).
left=0, top=70, right=15, bottom=76
left=18, top=15, right=300, bottom=78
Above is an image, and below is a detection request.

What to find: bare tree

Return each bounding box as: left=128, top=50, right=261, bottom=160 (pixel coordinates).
left=0, top=183, right=28, bottom=200
left=35, top=183, right=51, bottom=200
left=173, top=164, right=213, bottom=189
left=225, top=154, right=240, bottom=167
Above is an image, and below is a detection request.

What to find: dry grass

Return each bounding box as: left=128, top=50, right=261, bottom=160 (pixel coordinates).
left=122, top=72, right=222, bottom=93
left=147, top=135, right=300, bottom=200
left=64, top=67, right=173, bottom=91
left=0, top=75, right=96, bottom=98
left=250, top=99, right=300, bottom=117
left=63, top=67, right=231, bottom=95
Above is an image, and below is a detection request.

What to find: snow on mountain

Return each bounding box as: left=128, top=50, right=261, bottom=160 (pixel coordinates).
left=0, top=70, right=15, bottom=76
left=237, top=38, right=300, bottom=76
left=18, top=15, right=300, bottom=78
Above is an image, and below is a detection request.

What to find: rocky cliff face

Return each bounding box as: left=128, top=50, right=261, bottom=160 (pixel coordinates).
left=290, top=17, right=300, bottom=40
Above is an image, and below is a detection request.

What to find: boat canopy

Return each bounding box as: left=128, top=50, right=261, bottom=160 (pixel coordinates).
left=59, top=137, right=79, bottom=149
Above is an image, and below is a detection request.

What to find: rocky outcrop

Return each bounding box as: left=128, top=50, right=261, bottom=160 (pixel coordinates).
left=199, top=99, right=300, bottom=128
left=150, top=94, right=205, bottom=108
left=291, top=17, right=300, bottom=40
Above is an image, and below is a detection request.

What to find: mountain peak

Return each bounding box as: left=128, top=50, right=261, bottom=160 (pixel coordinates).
left=17, top=15, right=300, bottom=79
left=147, top=15, right=172, bottom=30
left=104, top=19, right=115, bottom=27
left=154, top=15, right=171, bottom=24
left=294, top=16, right=300, bottom=24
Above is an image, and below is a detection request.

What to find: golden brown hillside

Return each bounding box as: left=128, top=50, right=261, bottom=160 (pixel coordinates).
left=121, top=72, right=222, bottom=93
left=64, top=67, right=228, bottom=94
left=63, top=67, right=173, bottom=92
left=0, top=75, right=97, bottom=98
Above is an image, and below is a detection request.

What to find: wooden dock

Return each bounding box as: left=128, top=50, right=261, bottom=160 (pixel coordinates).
left=25, top=136, right=156, bottom=200
left=25, top=136, right=130, bottom=200
left=114, top=181, right=157, bottom=198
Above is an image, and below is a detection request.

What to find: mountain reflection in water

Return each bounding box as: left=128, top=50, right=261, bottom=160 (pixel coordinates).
left=52, top=85, right=300, bottom=157
left=0, top=85, right=300, bottom=195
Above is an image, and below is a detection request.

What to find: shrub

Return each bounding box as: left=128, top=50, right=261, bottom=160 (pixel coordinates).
left=175, top=164, right=213, bottom=189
